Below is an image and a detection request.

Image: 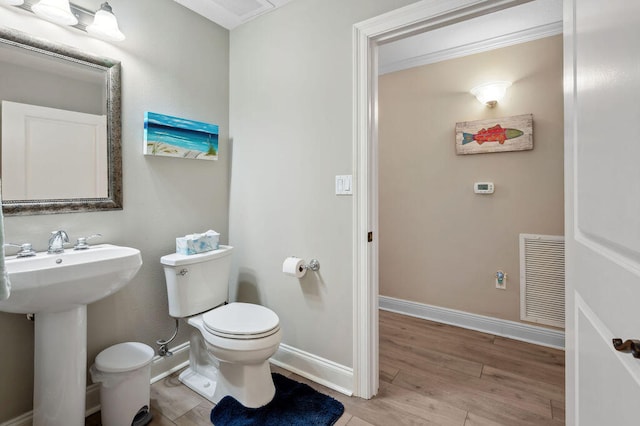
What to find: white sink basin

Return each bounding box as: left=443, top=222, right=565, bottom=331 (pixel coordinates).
left=0, top=244, right=142, bottom=314
left=0, top=243, right=142, bottom=426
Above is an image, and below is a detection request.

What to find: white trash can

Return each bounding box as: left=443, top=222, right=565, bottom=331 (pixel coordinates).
left=90, top=342, right=155, bottom=426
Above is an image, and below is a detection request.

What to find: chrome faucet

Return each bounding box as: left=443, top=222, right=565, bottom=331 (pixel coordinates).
left=73, top=234, right=102, bottom=250
left=4, top=243, right=37, bottom=258
left=47, top=230, right=69, bottom=254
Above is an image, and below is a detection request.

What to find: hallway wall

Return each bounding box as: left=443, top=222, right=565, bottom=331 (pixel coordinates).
left=379, top=35, right=564, bottom=323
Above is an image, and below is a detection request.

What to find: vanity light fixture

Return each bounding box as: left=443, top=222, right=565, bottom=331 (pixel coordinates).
left=470, top=81, right=512, bottom=108
left=1, top=0, right=25, bottom=6
left=86, top=2, right=125, bottom=41
left=32, top=0, right=77, bottom=26
left=11, top=0, right=125, bottom=42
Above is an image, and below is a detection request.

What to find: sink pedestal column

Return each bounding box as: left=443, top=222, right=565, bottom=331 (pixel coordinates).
left=33, top=306, right=87, bottom=426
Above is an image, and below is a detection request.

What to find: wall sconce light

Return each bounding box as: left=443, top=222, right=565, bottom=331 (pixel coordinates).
left=470, top=81, right=512, bottom=108
left=8, top=0, right=125, bottom=42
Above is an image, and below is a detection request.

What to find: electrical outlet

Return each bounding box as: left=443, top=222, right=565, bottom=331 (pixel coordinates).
left=495, top=270, right=506, bottom=290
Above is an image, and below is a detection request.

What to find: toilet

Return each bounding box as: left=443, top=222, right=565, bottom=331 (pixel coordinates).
left=161, top=245, right=281, bottom=408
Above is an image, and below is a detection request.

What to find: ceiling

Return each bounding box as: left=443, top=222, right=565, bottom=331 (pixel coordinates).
left=378, top=0, right=563, bottom=74
left=173, top=0, right=295, bottom=30
left=173, top=0, right=562, bottom=74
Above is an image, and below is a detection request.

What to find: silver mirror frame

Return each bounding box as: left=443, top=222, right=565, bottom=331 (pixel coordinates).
left=0, top=27, right=122, bottom=216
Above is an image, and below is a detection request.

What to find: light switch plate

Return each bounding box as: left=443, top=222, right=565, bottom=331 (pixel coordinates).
left=336, top=175, right=353, bottom=195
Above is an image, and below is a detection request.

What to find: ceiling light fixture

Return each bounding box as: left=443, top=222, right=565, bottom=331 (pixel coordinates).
left=86, top=2, right=125, bottom=41
left=31, top=0, right=77, bottom=26
left=470, top=81, right=512, bottom=108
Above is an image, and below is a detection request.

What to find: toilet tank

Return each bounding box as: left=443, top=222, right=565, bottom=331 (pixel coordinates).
left=160, top=245, right=233, bottom=318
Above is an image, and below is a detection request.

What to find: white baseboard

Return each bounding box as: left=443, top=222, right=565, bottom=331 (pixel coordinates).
left=270, top=343, right=354, bottom=396
left=0, top=384, right=102, bottom=426
left=379, top=295, right=565, bottom=350
left=0, top=386, right=104, bottom=426
left=1, top=342, right=190, bottom=426
left=150, top=341, right=190, bottom=383
left=0, top=411, right=31, bottom=426
left=85, top=384, right=101, bottom=416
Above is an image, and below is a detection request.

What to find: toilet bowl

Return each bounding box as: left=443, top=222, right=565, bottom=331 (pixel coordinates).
left=183, top=303, right=282, bottom=406
left=161, top=246, right=282, bottom=408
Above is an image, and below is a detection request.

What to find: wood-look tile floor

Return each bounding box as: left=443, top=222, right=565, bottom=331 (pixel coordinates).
left=86, top=310, right=565, bottom=425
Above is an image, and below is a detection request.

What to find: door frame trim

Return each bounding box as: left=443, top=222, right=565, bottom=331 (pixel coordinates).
left=352, top=0, right=541, bottom=398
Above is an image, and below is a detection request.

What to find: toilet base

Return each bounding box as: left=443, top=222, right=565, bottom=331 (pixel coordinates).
left=179, top=366, right=219, bottom=401
left=180, top=327, right=277, bottom=408
left=179, top=361, right=275, bottom=408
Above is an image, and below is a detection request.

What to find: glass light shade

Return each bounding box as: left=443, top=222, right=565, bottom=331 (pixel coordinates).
left=470, top=81, right=512, bottom=107
left=31, top=0, right=78, bottom=26
left=1, top=0, right=25, bottom=6
left=86, top=2, right=125, bottom=42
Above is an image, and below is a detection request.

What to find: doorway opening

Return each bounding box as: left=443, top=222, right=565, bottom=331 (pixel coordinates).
left=352, top=0, right=563, bottom=399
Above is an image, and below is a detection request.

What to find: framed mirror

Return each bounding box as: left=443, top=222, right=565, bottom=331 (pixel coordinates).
left=0, top=27, right=121, bottom=216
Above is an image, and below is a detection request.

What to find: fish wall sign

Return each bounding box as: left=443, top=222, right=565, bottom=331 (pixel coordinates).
left=455, top=114, right=533, bottom=155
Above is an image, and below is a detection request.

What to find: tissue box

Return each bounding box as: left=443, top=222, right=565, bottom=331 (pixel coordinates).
left=176, top=230, right=220, bottom=255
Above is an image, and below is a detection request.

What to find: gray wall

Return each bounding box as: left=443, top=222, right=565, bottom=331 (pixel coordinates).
left=228, top=0, right=418, bottom=369
left=0, top=0, right=229, bottom=421
left=378, top=36, right=564, bottom=323
left=0, top=61, right=104, bottom=115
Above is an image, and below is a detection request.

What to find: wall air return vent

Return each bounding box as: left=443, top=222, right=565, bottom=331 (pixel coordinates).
left=173, top=0, right=284, bottom=30
left=207, top=0, right=274, bottom=19
left=519, top=234, right=565, bottom=328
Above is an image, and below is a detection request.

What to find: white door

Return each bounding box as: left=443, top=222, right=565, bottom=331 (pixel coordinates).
left=564, top=0, right=640, bottom=424
left=1, top=101, right=108, bottom=200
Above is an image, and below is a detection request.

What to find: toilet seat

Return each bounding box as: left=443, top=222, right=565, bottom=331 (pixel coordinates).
left=203, top=302, right=280, bottom=340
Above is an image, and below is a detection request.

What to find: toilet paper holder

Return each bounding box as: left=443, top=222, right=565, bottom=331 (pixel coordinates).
left=283, top=257, right=320, bottom=278
left=305, top=259, right=320, bottom=272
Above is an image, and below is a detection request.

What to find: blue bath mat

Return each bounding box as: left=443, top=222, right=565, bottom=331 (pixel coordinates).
left=210, top=373, right=345, bottom=425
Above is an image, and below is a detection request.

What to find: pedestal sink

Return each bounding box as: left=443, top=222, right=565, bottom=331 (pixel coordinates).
left=0, top=244, right=143, bottom=426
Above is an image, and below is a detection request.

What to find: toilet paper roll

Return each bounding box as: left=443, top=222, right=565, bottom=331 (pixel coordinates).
left=282, top=257, right=306, bottom=278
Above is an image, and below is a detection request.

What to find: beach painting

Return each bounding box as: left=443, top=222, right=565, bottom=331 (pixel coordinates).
left=455, top=114, right=533, bottom=155
left=144, top=112, right=219, bottom=160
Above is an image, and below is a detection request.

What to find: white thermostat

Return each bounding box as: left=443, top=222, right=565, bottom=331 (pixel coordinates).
left=474, top=182, right=494, bottom=194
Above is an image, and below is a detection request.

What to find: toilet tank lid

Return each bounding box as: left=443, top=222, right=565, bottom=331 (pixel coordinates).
left=95, top=342, right=154, bottom=373
left=161, top=245, right=233, bottom=266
